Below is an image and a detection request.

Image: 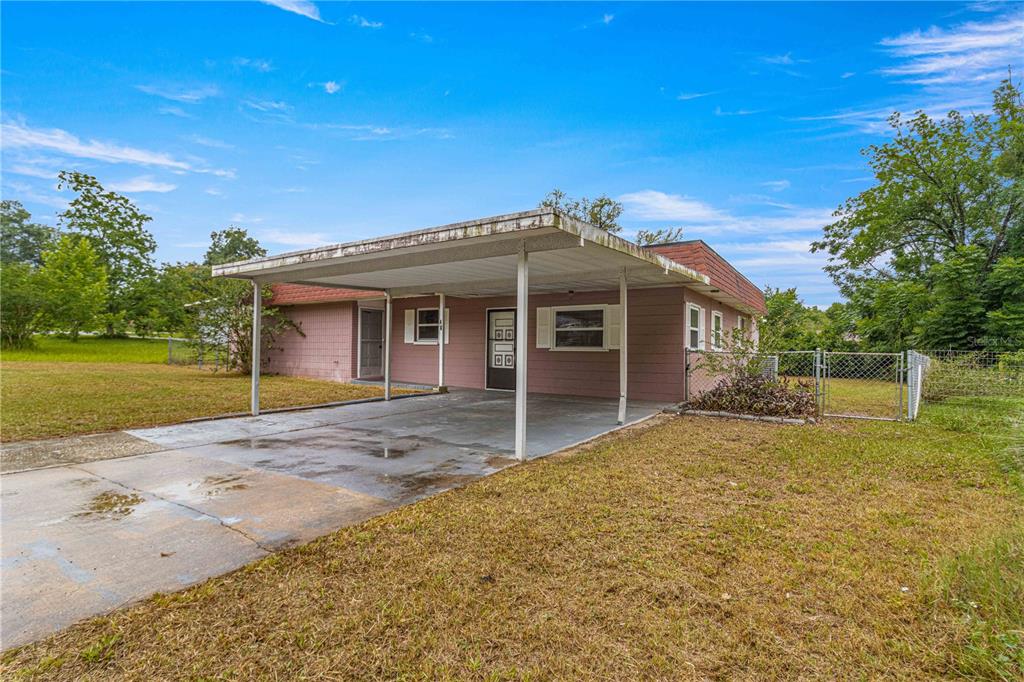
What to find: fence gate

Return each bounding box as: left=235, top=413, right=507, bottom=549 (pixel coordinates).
left=821, top=351, right=904, bottom=421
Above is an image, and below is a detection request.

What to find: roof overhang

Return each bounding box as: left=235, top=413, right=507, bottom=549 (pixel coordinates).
left=212, top=208, right=710, bottom=298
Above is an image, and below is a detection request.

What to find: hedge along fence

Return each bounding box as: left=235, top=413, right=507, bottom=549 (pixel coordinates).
left=919, top=350, right=1024, bottom=401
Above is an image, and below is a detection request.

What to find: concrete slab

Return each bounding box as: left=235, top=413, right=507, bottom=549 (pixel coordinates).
left=2, top=390, right=666, bottom=649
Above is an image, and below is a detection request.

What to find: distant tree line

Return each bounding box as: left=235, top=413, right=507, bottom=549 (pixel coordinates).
left=0, top=172, right=294, bottom=367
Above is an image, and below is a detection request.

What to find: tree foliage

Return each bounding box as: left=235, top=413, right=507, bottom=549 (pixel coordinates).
left=57, top=171, right=156, bottom=335
left=1, top=200, right=55, bottom=266
left=0, top=262, right=46, bottom=348
left=37, top=235, right=108, bottom=341
left=635, top=227, right=685, bottom=245
left=540, top=189, right=624, bottom=234
left=811, top=78, right=1024, bottom=351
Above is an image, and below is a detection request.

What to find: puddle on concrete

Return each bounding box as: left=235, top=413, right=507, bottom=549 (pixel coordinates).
left=383, top=471, right=480, bottom=499
left=73, top=491, right=144, bottom=520
left=202, top=474, right=249, bottom=494
left=227, top=435, right=416, bottom=460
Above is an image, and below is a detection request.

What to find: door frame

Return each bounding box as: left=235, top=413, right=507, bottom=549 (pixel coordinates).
left=357, top=303, right=385, bottom=379
left=484, top=307, right=516, bottom=391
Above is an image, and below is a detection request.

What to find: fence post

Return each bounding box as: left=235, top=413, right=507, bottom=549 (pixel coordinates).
left=898, top=351, right=904, bottom=421
left=167, top=336, right=172, bottom=365
left=814, top=348, right=822, bottom=418
left=683, top=347, right=689, bottom=403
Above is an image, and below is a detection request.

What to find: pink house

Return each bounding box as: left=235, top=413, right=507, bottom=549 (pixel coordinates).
left=214, top=209, right=766, bottom=460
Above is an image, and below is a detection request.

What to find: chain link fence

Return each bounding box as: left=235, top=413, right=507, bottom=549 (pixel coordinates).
left=166, top=337, right=231, bottom=371
left=683, top=348, right=1024, bottom=422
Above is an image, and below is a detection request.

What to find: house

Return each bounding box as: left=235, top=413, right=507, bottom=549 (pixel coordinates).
left=213, top=208, right=766, bottom=460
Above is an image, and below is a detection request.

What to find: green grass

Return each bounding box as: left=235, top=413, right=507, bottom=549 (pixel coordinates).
left=4, top=396, right=1021, bottom=679
left=1, top=336, right=170, bottom=364
left=0, top=336, right=422, bottom=441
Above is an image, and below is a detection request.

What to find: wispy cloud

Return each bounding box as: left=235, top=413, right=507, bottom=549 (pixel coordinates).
left=1, top=120, right=231, bottom=177
left=409, top=31, right=434, bottom=44
left=760, top=179, right=791, bottom=192
left=349, top=14, right=382, bottom=29
left=259, top=228, right=332, bottom=247
left=840, top=71, right=856, bottom=79
left=619, top=189, right=832, bottom=236
left=158, top=106, right=194, bottom=119
left=676, top=91, right=718, bottom=101
left=232, top=57, right=273, bottom=72
left=601, top=13, right=615, bottom=25
left=243, top=99, right=291, bottom=112
left=136, top=84, right=220, bottom=103
left=205, top=188, right=225, bottom=197
left=184, top=134, right=234, bottom=149
left=323, top=81, right=342, bottom=94
left=310, top=122, right=453, bottom=141
left=109, top=175, right=177, bottom=193
left=231, top=212, right=264, bottom=224
left=879, top=10, right=1023, bottom=86
left=260, top=0, right=326, bottom=23
left=759, top=52, right=803, bottom=66
left=714, top=106, right=765, bottom=117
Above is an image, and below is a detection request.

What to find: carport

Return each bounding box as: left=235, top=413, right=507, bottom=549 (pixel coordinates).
left=213, top=208, right=708, bottom=460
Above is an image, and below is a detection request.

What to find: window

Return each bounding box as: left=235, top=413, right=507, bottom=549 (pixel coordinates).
left=737, top=315, right=747, bottom=333
left=553, top=306, right=604, bottom=349
left=711, top=311, right=724, bottom=350
left=686, top=303, right=705, bottom=350
left=416, top=308, right=440, bottom=342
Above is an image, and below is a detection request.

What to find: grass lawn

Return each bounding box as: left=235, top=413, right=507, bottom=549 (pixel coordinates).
left=1, top=337, right=418, bottom=441
left=1, top=336, right=171, bottom=364
left=4, top=397, right=1021, bottom=680
left=822, top=376, right=902, bottom=418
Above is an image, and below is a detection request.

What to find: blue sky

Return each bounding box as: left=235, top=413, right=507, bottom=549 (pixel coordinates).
left=2, top=1, right=1021, bottom=306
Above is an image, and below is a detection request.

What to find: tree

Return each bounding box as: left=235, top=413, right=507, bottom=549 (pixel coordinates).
left=57, top=171, right=157, bottom=335
left=812, top=78, right=1023, bottom=350
left=759, top=287, right=826, bottom=351
left=203, top=226, right=267, bottom=266
left=635, top=227, right=686, bottom=246
left=0, top=262, right=46, bottom=348
left=37, top=235, right=108, bottom=341
left=540, top=189, right=624, bottom=234
left=1, top=200, right=55, bottom=266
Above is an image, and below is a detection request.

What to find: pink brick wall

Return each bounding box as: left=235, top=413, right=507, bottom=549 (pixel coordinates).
left=265, top=302, right=357, bottom=381
left=272, top=285, right=754, bottom=403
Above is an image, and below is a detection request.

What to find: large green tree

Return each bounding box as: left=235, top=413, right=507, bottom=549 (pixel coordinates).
left=37, top=235, right=109, bottom=341
left=540, top=189, right=624, bottom=234
left=812, top=79, right=1024, bottom=350
left=57, top=171, right=157, bottom=335
left=0, top=262, right=46, bottom=349
left=1, top=200, right=55, bottom=266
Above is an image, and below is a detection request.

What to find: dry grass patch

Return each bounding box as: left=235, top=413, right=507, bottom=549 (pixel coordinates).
left=0, top=362, right=418, bottom=441
left=4, top=398, right=1021, bottom=680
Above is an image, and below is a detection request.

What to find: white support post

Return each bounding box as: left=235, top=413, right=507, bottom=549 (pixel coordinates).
left=437, top=292, right=446, bottom=390
left=384, top=291, right=393, bottom=401
left=515, top=243, right=528, bottom=461
left=250, top=281, right=262, bottom=416
left=618, top=268, right=628, bottom=425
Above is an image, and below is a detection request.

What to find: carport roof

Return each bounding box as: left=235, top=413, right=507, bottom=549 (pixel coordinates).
left=212, top=208, right=711, bottom=300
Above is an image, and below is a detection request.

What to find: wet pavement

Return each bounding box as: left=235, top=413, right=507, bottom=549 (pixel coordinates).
left=1, top=390, right=666, bottom=649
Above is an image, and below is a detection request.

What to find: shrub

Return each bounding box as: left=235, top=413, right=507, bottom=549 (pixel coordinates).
left=689, top=373, right=817, bottom=418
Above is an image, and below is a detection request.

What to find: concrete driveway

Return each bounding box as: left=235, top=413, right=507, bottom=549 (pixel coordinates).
left=1, top=390, right=665, bottom=649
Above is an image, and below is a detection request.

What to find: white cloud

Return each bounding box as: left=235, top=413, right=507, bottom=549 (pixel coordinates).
left=158, top=106, right=194, bottom=119
left=619, top=189, right=833, bottom=236
left=349, top=14, right=382, bottom=29
left=184, top=134, right=234, bottom=149
left=1, top=120, right=232, bottom=178
left=136, top=84, right=220, bottom=103
left=760, top=179, right=791, bottom=192
left=205, top=188, right=224, bottom=197
left=601, top=13, right=615, bottom=25
left=232, top=57, right=273, bottom=72
left=759, top=52, right=809, bottom=66
left=260, top=0, right=326, bottom=23
left=109, top=175, right=177, bottom=193
left=323, top=81, right=342, bottom=94
left=1, top=180, right=67, bottom=209
left=243, top=99, right=291, bottom=112
left=879, top=12, right=1023, bottom=85
left=409, top=31, right=434, bottom=44
left=6, top=163, right=59, bottom=180
left=231, top=212, right=264, bottom=224
left=841, top=71, right=856, bottom=79
left=2, top=120, right=191, bottom=170
left=259, top=228, right=332, bottom=247
left=714, top=106, right=764, bottom=117
left=676, top=91, right=716, bottom=101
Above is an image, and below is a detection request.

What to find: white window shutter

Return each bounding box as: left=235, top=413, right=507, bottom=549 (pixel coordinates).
left=605, top=304, right=622, bottom=350
left=444, top=307, right=450, bottom=343
left=536, top=307, right=552, bottom=348
left=404, top=309, right=415, bottom=343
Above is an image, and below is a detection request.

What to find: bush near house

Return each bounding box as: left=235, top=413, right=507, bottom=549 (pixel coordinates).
left=690, top=373, right=816, bottom=418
